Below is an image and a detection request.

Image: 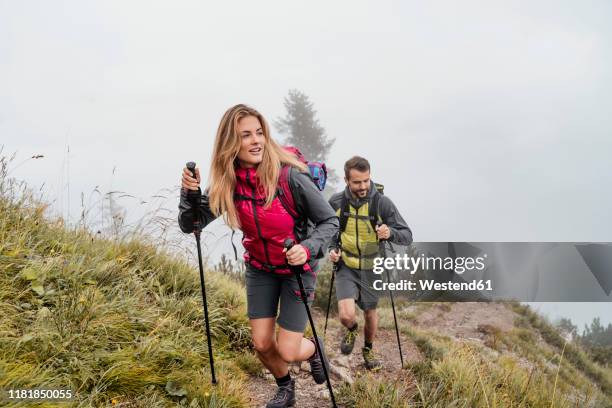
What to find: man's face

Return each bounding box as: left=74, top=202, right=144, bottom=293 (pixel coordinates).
left=346, top=169, right=370, bottom=198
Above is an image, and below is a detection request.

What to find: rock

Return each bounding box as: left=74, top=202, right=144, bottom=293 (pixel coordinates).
left=316, top=388, right=330, bottom=400
left=330, top=363, right=354, bottom=384
left=332, top=355, right=350, bottom=368
left=290, top=363, right=301, bottom=374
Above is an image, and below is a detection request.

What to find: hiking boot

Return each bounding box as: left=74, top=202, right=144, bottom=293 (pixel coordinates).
left=362, top=347, right=382, bottom=371
left=340, top=326, right=359, bottom=355
left=308, top=336, right=330, bottom=384
left=265, top=379, right=296, bottom=408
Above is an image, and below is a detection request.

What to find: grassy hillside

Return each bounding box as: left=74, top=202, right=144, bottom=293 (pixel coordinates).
left=319, top=288, right=612, bottom=407
left=1, top=168, right=610, bottom=407
left=0, top=177, right=254, bottom=406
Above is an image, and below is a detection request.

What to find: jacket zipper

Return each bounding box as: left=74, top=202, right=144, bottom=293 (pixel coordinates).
left=355, top=204, right=362, bottom=270
left=246, top=170, right=272, bottom=267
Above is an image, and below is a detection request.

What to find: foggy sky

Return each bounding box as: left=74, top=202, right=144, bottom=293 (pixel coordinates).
left=2, top=1, right=611, bottom=324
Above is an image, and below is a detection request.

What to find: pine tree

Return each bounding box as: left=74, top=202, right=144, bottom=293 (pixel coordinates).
left=274, top=89, right=335, bottom=163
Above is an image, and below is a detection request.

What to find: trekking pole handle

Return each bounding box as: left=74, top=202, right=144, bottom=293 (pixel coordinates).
left=185, top=162, right=201, bottom=197
left=186, top=161, right=202, bottom=232
left=333, top=232, right=341, bottom=252
left=376, top=220, right=388, bottom=259
left=284, top=239, right=295, bottom=250
left=283, top=239, right=305, bottom=274
left=376, top=221, right=386, bottom=242
left=331, top=237, right=341, bottom=267
left=283, top=239, right=295, bottom=264
left=186, top=161, right=197, bottom=178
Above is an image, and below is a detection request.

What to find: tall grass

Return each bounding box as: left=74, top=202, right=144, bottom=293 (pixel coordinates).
left=3, top=153, right=611, bottom=407
left=403, top=327, right=604, bottom=407
left=511, top=302, right=612, bottom=397
left=331, top=313, right=611, bottom=407
left=0, top=155, right=253, bottom=407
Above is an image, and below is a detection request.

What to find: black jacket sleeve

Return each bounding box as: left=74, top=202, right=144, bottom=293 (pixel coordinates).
left=290, top=169, right=340, bottom=260
left=327, top=193, right=343, bottom=250
left=178, top=188, right=218, bottom=233
left=379, top=195, right=413, bottom=245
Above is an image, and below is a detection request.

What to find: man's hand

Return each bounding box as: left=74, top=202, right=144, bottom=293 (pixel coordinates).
left=284, top=244, right=308, bottom=266
left=182, top=167, right=200, bottom=191
left=376, top=224, right=391, bottom=240
left=329, top=248, right=342, bottom=263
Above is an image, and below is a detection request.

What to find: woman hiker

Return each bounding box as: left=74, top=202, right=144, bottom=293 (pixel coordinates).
left=178, top=104, right=339, bottom=408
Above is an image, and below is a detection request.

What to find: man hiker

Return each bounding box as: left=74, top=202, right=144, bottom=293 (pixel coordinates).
left=328, top=156, right=413, bottom=370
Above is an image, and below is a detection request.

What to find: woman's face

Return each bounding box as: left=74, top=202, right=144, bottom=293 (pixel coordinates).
left=236, top=115, right=265, bottom=168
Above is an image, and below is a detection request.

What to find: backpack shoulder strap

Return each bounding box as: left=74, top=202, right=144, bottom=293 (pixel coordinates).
left=277, top=165, right=299, bottom=219
left=339, top=195, right=350, bottom=232
left=369, top=194, right=381, bottom=231
left=369, top=184, right=384, bottom=231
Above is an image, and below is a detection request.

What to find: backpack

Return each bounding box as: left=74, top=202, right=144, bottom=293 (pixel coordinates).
left=338, top=182, right=385, bottom=233
left=277, top=146, right=327, bottom=219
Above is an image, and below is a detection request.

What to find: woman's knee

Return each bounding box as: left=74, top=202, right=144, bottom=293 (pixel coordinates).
left=276, top=343, right=299, bottom=362
left=251, top=334, right=274, bottom=354
left=276, top=333, right=304, bottom=362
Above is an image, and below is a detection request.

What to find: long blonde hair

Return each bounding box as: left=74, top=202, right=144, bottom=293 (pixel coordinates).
left=208, top=104, right=307, bottom=229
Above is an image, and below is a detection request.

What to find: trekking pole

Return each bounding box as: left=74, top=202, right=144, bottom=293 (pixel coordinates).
left=284, top=239, right=337, bottom=408
left=186, top=161, right=217, bottom=385
left=324, top=234, right=340, bottom=338
left=377, top=221, right=404, bottom=368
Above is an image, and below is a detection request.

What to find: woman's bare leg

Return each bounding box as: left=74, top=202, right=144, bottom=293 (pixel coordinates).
left=276, top=327, right=315, bottom=363
left=249, top=317, right=289, bottom=377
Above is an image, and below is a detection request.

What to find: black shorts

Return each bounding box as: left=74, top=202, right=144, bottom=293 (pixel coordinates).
left=335, top=263, right=380, bottom=311
left=245, top=265, right=317, bottom=333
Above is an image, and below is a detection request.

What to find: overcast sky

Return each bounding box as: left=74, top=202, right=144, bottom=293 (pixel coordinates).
left=2, top=1, right=611, bottom=325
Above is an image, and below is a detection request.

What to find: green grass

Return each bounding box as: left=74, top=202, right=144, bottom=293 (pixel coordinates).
left=403, top=326, right=606, bottom=407
left=511, top=302, right=612, bottom=398
left=3, top=157, right=611, bottom=407
left=328, top=308, right=612, bottom=407
left=337, top=373, right=414, bottom=408
left=0, top=168, right=254, bottom=406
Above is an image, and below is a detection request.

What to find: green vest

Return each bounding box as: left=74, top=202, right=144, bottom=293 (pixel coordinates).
left=336, top=190, right=383, bottom=270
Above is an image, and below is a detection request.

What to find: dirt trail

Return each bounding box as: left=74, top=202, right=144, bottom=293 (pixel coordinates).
left=411, top=302, right=515, bottom=339
left=246, top=303, right=517, bottom=407
left=246, top=309, right=421, bottom=408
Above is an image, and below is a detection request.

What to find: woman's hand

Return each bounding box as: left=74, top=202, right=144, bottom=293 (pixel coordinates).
left=284, top=244, right=309, bottom=266
left=182, top=166, right=200, bottom=191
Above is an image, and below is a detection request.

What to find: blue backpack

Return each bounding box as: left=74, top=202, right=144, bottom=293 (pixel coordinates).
left=277, top=146, right=327, bottom=219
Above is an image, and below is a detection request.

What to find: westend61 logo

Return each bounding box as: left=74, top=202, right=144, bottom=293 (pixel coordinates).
left=373, top=253, right=488, bottom=275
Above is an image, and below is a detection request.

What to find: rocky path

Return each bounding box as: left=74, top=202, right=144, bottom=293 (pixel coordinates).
left=244, top=301, right=539, bottom=407
left=245, top=309, right=422, bottom=408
